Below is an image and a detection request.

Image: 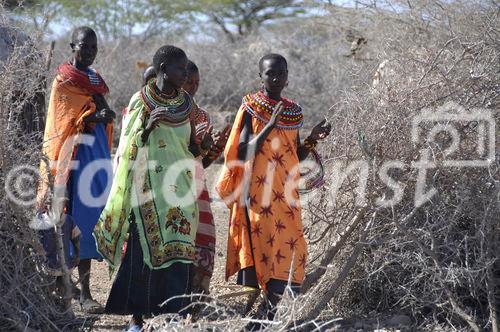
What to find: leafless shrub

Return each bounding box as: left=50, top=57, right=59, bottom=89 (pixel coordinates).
left=0, top=9, right=78, bottom=331
left=300, top=1, right=499, bottom=330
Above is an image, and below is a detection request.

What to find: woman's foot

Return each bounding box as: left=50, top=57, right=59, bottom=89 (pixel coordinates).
left=79, top=298, right=104, bottom=314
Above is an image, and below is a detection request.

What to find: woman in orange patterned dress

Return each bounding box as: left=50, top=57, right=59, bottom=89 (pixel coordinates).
left=217, top=53, right=331, bottom=318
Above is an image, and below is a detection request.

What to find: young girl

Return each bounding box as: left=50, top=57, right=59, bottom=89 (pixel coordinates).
left=182, top=60, right=230, bottom=294
left=217, top=53, right=331, bottom=319
left=94, top=46, right=213, bottom=332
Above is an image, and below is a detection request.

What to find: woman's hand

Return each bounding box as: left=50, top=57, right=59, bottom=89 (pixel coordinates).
left=97, top=109, right=116, bottom=123
left=145, top=108, right=168, bottom=132
left=142, top=108, right=168, bottom=143
left=309, top=119, right=332, bottom=141
left=213, top=125, right=230, bottom=150
left=200, top=126, right=214, bottom=150
left=92, top=94, right=115, bottom=123
left=84, top=108, right=116, bottom=124
left=269, top=101, right=284, bottom=127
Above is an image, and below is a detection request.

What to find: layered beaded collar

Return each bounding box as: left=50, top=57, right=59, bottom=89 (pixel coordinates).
left=140, top=78, right=193, bottom=125
left=243, top=90, right=303, bottom=129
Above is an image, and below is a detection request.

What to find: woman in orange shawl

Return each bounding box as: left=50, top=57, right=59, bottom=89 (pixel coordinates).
left=38, top=26, right=114, bottom=313
left=217, top=54, right=331, bottom=318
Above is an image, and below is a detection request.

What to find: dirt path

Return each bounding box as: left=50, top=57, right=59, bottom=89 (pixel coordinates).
left=75, top=165, right=230, bottom=331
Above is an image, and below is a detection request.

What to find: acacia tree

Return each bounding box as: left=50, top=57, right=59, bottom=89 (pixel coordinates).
left=4, top=0, right=195, bottom=41
left=3, top=0, right=61, bottom=33
left=4, top=0, right=311, bottom=42
left=49, top=0, right=197, bottom=41
left=196, top=0, right=308, bottom=42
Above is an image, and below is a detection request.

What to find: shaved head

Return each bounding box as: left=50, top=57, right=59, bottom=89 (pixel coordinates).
left=258, top=53, right=287, bottom=73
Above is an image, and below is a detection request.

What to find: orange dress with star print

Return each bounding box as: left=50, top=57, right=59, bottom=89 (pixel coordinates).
left=217, top=92, right=307, bottom=291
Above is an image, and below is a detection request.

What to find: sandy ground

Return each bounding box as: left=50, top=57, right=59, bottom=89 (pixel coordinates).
left=73, top=164, right=232, bottom=331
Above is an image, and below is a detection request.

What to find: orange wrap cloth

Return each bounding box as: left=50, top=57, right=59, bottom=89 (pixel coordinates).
left=38, top=64, right=113, bottom=207
left=216, top=95, right=307, bottom=291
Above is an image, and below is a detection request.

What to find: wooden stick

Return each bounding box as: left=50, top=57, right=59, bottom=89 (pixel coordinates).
left=302, top=205, right=368, bottom=292
left=44, top=41, right=55, bottom=74
left=297, top=211, right=375, bottom=328
left=216, top=287, right=260, bottom=300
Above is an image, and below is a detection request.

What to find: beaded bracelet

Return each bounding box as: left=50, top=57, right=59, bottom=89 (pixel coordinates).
left=303, top=136, right=318, bottom=150
left=298, top=148, right=325, bottom=195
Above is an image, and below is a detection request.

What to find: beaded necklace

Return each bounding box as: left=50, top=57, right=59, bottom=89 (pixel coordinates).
left=140, top=78, right=193, bottom=124
left=86, top=67, right=101, bottom=86
left=243, top=90, right=303, bottom=129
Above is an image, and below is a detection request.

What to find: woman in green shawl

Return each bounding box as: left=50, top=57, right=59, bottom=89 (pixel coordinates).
left=93, top=45, right=213, bottom=331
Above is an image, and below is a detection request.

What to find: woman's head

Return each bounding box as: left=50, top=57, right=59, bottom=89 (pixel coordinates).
left=153, top=45, right=188, bottom=89
left=259, top=53, right=288, bottom=95
left=70, top=26, right=98, bottom=69
left=182, top=60, right=200, bottom=96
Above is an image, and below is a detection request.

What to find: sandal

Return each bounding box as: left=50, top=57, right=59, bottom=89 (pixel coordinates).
left=79, top=298, right=104, bottom=314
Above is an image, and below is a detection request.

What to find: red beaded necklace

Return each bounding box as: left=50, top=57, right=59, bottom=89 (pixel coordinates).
left=243, top=91, right=303, bottom=129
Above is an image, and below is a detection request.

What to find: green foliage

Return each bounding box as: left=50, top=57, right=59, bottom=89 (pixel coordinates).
left=193, top=0, right=308, bottom=42
left=41, top=0, right=195, bottom=40
left=2, top=0, right=38, bottom=10
left=4, top=0, right=310, bottom=41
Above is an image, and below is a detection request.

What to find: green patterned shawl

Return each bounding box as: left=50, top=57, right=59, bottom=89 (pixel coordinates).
left=93, top=91, right=198, bottom=271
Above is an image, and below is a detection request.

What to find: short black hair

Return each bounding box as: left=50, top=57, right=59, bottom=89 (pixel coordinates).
left=152, top=45, right=187, bottom=73
left=258, top=53, right=288, bottom=73
left=71, top=26, right=96, bottom=43
left=187, top=60, right=199, bottom=75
